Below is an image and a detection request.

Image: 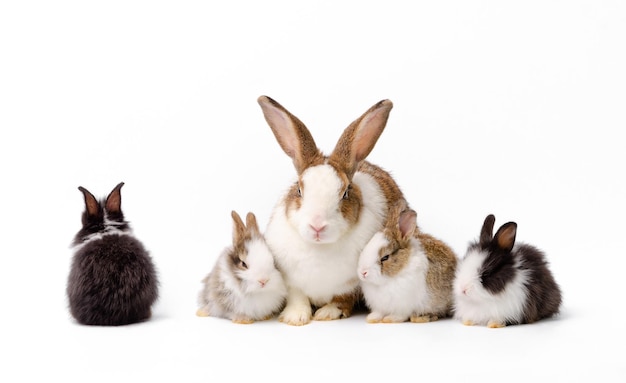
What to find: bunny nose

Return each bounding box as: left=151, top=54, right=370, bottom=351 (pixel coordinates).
left=360, top=270, right=368, bottom=278
left=310, top=224, right=326, bottom=234
left=258, top=279, right=268, bottom=288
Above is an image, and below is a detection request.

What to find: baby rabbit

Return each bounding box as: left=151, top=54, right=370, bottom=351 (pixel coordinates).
left=66, top=182, right=159, bottom=326
left=358, top=200, right=458, bottom=323
left=453, top=214, right=562, bottom=328
left=197, top=211, right=287, bottom=324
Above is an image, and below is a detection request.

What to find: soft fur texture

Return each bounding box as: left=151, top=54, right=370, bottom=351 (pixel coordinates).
left=453, top=214, right=562, bottom=328
left=67, top=182, right=159, bottom=326
left=197, top=211, right=287, bottom=324
left=258, top=96, right=406, bottom=326
left=358, top=200, right=458, bottom=323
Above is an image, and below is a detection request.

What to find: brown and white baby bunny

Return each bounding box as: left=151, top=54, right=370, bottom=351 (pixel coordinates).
left=197, top=210, right=287, bottom=324
left=453, top=214, right=562, bottom=328
left=257, top=96, right=406, bottom=326
left=358, top=200, right=458, bottom=323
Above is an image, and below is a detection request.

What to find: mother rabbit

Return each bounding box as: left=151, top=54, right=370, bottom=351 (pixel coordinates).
left=257, top=96, right=406, bottom=325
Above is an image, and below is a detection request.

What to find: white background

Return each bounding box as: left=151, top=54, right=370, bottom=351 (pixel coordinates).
left=1, top=1, right=624, bottom=382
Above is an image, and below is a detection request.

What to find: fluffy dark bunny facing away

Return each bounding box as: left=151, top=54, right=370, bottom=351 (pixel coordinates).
left=66, top=182, right=159, bottom=326
left=453, top=214, right=562, bottom=328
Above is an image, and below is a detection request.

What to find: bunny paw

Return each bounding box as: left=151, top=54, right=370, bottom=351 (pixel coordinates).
left=313, top=304, right=343, bottom=321
left=487, top=320, right=506, bottom=328
left=381, top=315, right=408, bottom=323
left=410, top=314, right=438, bottom=323
left=196, top=308, right=210, bottom=317
left=462, top=319, right=475, bottom=326
left=279, top=306, right=312, bottom=326
left=366, top=312, right=384, bottom=323
left=232, top=317, right=255, bottom=324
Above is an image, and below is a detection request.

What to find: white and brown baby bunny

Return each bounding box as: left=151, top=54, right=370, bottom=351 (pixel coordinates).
left=197, top=210, right=287, bottom=323
left=257, top=96, right=406, bottom=326
left=358, top=200, right=458, bottom=323
left=67, top=182, right=159, bottom=326
left=453, top=214, right=562, bottom=328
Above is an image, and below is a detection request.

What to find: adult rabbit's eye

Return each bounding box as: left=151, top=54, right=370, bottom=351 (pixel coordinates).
left=342, top=185, right=351, bottom=200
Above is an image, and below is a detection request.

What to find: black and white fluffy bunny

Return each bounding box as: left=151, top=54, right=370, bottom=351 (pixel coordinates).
left=197, top=211, right=287, bottom=323
left=257, top=96, right=407, bottom=326
left=66, top=182, right=159, bottom=326
left=453, top=214, right=562, bottom=328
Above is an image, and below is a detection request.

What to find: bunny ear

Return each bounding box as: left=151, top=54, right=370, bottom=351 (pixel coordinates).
left=480, top=214, right=496, bottom=246
left=231, top=210, right=247, bottom=247
left=329, top=99, right=393, bottom=178
left=105, top=182, right=125, bottom=214
left=385, top=199, right=407, bottom=229
left=493, top=222, right=517, bottom=252
left=245, top=212, right=261, bottom=238
left=398, top=208, right=417, bottom=239
left=258, top=96, right=323, bottom=175
left=78, top=186, right=100, bottom=217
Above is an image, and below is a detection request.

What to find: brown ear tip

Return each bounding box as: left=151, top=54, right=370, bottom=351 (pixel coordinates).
left=377, top=99, right=393, bottom=110
left=257, top=95, right=275, bottom=105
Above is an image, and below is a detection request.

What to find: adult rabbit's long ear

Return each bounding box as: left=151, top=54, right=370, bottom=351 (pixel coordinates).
left=258, top=96, right=324, bottom=175
left=328, top=99, right=393, bottom=179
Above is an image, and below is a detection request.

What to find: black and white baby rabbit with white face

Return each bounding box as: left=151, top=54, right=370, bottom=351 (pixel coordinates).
left=67, top=182, right=159, bottom=326
left=197, top=211, right=287, bottom=324
left=453, top=214, right=562, bottom=328
left=257, top=96, right=406, bottom=326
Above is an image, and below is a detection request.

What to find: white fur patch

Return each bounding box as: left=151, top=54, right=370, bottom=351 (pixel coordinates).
left=72, top=216, right=133, bottom=252
left=295, top=166, right=349, bottom=244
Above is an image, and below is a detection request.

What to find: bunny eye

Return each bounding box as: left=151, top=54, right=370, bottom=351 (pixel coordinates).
left=297, top=187, right=302, bottom=197
left=239, top=260, right=248, bottom=269
left=380, top=255, right=390, bottom=263
left=342, top=185, right=352, bottom=200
